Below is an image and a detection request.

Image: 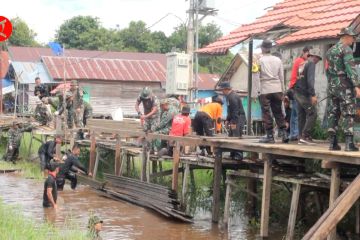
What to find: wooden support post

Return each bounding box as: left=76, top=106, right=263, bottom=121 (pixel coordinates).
left=171, top=142, right=181, bottom=191
left=146, top=150, right=150, bottom=183
left=223, top=176, right=232, bottom=227
left=114, top=136, right=122, bottom=176
left=212, top=148, right=222, bottom=223
left=328, top=164, right=340, bottom=240
left=126, top=154, right=131, bottom=176
left=55, top=115, right=62, bottom=159
left=92, top=150, right=100, bottom=180
left=190, top=168, right=195, bottom=189
left=356, top=201, right=360, bottom=235
left=260, top=154, right=272, bottom=238
left=181, top=163, right=190, bottom=206
left=141, top=141, right=148, bottom=182
left=286, top=183, right=301, bottom=240
left=88, top=131, right=96, bottom=174
left=69, top=132, right=75, bottom=150
left=303, top=173, right=360, bottom=240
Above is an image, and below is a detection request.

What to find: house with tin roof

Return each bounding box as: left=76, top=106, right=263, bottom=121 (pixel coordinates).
left=199, top=0, right=360, bottom=119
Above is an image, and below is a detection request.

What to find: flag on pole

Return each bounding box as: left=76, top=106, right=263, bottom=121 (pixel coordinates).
left=48, top=42, right=64, bottom=56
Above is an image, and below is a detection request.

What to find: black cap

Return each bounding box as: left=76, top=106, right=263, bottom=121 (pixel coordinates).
left=181, top=105, right=190, bottom=114
left=213, top=96, right=223, bottom=105
left=48, top=160, right=61, bottom=172
left=303, top=46, right=312, bottom=52
left=218, top=82, right=232, bottom=90
left=261, top=39, right=273, bottom=49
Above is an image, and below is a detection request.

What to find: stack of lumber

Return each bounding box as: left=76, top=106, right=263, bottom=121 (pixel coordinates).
left=103, top=174, right=193, bottom=223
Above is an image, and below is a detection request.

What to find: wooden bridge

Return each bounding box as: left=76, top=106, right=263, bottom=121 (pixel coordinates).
left=69, top=119, right=360, bottom=239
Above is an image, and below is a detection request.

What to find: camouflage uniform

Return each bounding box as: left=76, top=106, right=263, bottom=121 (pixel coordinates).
left=5, top=124, right=33, bottom=162
left=167, top=97, right=181, bottom=112
left=153, top=101, right=178, bottom=149
left=34, top=103, right=52, bottom=125
left=326, top=41, right=360, bottom=135
left=137, top=95, right=160, bottom=132
left=58, top=93, right=75, bottom=129
left=83, top=101, right=93, bottom=126
left=71, top=88, right=84, bottom=128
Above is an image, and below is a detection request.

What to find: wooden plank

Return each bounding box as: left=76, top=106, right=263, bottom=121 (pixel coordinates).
left=88, top=131, right=96, bottom=174
left=328, top=165, right=340, bottom=240
left=150, top=168, right=184, bottom=178
left=55, top=115, right=62, bottom=159
left=212, top=148, right=222, bottom=223
left=260, top=154, right=272, bottom=238
left=114, top=136, right=122, bottom=176
left=302, top=174, right=360, bottom=240
left=181, top=163, right=190, bottom=206
left=146, top=149, right=150, bottom=183
left=286, top=183, right=301, bottom=240
left=223, top=177, right=232, bottom=227
left=171, top=142, right=181, bottom=192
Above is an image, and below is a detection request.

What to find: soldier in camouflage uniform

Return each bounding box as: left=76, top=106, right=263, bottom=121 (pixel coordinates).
left=5, top=122, right=33, bottom=163
left=87, top=215, right=103, bottom=240
left=153, top=99, right=178, bottom=150
left=326, top=27, right=360, bottom=151
left=83, top=101, right=93, bottom=127
left=34, top=99, right=52, bottom=126
left=135, top=87, right=160, bottom=132
left=56, top=92, right=75, bottom=129
left=70, top=80, right=84, bottom=128
left=167, top=94, right=181, bottom=112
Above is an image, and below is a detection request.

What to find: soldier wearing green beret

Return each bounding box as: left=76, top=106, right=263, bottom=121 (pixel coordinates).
left=87, top=215, right=103, bottom=240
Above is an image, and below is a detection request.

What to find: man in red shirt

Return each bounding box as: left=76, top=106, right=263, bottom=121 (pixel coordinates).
left=287, top=46, right=312, bottom=141
left=158, top=106, right=191, bottom=157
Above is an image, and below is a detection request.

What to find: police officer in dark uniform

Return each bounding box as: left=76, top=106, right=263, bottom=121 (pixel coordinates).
left=34, top=77, right=49, bottom=100
left=56, top=144, right=91, bottom=190
left=218, top=82, right=246, bottom=160
left=38, top=136, right=62, bottom=176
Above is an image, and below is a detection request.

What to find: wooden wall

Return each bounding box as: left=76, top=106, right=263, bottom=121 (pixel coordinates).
left=79, top=80, right=164, bottom=116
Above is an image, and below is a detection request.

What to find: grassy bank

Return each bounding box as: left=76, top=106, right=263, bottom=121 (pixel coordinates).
left=0, top=199, right=88, bottom=240
left=0, top=160, right=44, bottom=180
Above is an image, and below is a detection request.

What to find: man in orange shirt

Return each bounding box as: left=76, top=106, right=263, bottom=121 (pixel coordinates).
left=193, top=97, right=223, bottom=156
left=287, top=46, right=312, bottom=141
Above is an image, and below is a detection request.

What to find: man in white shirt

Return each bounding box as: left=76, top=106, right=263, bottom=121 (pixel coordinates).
left=258, top=39, right=288, bottom=144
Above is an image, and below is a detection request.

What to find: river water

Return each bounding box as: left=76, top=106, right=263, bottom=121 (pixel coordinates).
left=0, top=174, right=285, bottom=240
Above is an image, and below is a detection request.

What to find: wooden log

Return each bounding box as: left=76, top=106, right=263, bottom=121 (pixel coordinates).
left=114, top=136, right=122, bottom=176
left=140, top=141, right=148, bottom=182
left=302, top=173, right=360, bottom=240
left=181, top=163, right=190, bottom=206
left=286, top=183, right=301, bottom=240
left=146, top=149, right=150, bottom=183
left=88, top=131, right=96, bottom=174
left=93, top=150, right=100, bottom=180
left=171, top=142, right=181, bottom=192
left=260, top=154, right=272, bottom=238
left=328, top=165, right=340, bottom=240
left=212, top=148, right=222, bottom=223
left=223, top=176, right=232, bottom=227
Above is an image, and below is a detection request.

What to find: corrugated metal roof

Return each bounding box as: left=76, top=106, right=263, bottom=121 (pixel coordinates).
left=197, top=73, right=220, bottom=90
left=8, top=46, right=166, bottom=67
left=11, top=61, right=55, bottom=84
left=198, top=0, right=360, bottom=55
left=41, top=56, right=166, bottom=82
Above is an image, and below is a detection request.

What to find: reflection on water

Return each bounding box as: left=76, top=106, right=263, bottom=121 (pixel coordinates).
left=0, top=174, right=285, bottom=239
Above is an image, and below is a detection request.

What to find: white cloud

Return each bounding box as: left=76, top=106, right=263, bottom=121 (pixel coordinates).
left=3, top=0, right=280, bottom=44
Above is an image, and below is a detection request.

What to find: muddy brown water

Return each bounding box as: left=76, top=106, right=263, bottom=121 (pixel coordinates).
left=0, top=174, right=285, bottom=239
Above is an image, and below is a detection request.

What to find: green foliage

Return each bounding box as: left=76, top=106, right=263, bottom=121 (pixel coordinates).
left=56, top=16, right=104, bottom=50
left=311, top=119, right=328, bottom=140
left=9, top=17, right=40, bottom=47
left=0, top=199, right=87, bottom=240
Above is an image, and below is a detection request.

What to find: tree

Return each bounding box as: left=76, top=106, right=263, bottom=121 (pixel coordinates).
left=56, top=16, right=106, bottom=49
left=9, top=17, right=39, bottom=47
left=118, top=21, right=152, bottom=52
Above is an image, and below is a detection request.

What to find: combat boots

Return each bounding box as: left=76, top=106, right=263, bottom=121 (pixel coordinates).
left=328, top=134, right=341, bottom=151
left=280, top=129, right=289, bottom=143
left=345, top=134, right=359, bottom=152
left=259, top=131, right=275, bottom=144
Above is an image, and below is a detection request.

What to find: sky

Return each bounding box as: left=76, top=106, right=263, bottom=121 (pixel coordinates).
left=3, top=0, right=281, bottom=44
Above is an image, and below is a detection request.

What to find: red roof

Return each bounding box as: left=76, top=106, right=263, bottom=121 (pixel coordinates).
left=198, top=0, right=360, bottom=55
left=197, top=73, right=220, bottom=90
left=8, top=46, right=166, bottom=67
left=42, top=56, right=166, bottom=82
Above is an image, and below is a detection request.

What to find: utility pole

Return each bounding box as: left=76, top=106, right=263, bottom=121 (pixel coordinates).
left=186, top=0, right=195, bottom=102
